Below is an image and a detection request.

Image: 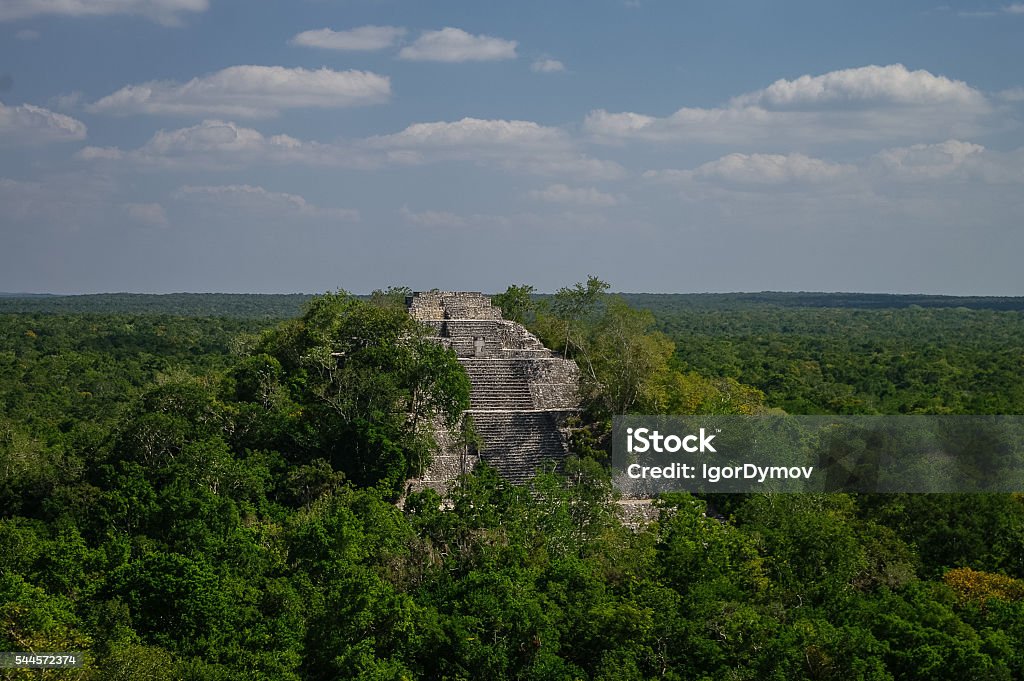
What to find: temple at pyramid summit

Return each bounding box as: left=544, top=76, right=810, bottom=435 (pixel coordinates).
left=405, top=291, right=580, bottom=493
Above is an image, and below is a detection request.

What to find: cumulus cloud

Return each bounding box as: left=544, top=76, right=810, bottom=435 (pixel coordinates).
left=398, top=206, right=514, bottom=229
left=323, top=117, right=629, bottom=180
left=0, top=101, right=86, bottom=143
left=370, top=117, right=561, bottom=147
left=79, top=117, right=626, bottom=180
left=511, top=156, right=626, bottom=180
left=87, top=65, right=390, bottom=118
left=137, top=119, right=309, bottom=160
left=50, top=91, right=84, bottom=110
left=531, top=58, right=565, bottom=73
left=0, top=171, right=120, bottom=229
left=528, top=184, right=618, bottom=206
left=290, top=25, right=406, bottom=51
left=648, top=153, right=854, bottom=186
left=871, top=140, right=1024, bottom=183
left=368, top=117, right=626, bottom=180
left=399, top=206, right=468, bottom=228
left=145, top=119, right=276, bottom=153
left=586, top=64, right=995, bottom=145
left=645, top=141, right=1024, bottom=197
left=77, top=146, right=125, bottom=161
left=122, top=202, right=168, bottom=227
left=873, top=140, right=984, bottom=179
left=77, top=119, right=382, bottom=169
left=0, top=0, right=208, bottom=25
left=730, top=64, right=985, bottom=109
left=634, top=143, right=1024, bottom=267
left=175, top=184, right=360, bottom=221
left=960, top=3, right=1024, bottom=16
left=398, top=27, right=517, bottom=62
left=997, top=86, right=1024, bottom=102
left=404, top=207, right=618, bottom=232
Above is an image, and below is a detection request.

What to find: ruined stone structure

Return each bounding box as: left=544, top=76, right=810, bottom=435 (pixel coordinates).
left=406, top=291, right=580, bottom=492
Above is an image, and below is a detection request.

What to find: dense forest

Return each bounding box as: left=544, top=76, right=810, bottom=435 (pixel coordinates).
left=0, top=294, right=313, bottom=319
left=4, top=290, right=1024, bottom=318
left=1, top=286, right=1023, bottom=679
left=653, top=306, right=1024, bottom=415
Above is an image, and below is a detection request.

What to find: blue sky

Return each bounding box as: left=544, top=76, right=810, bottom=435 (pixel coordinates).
left=2, top=0, right=1023, bottom=294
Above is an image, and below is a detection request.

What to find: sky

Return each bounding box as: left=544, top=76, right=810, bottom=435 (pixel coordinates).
left=1, top=0, right=1023, bottom=295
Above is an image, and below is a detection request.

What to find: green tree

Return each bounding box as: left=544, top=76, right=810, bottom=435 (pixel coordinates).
left=589, top=298, right=675, bottom=416
left=492, top=284, right=535, bottom=324
left=252, top=291, right=470, bottom=492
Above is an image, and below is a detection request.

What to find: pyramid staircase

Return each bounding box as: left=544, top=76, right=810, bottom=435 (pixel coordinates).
left=407, top=292, right=580, bottom=488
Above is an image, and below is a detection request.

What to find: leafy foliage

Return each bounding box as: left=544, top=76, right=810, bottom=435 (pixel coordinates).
left=1, top=288, right=1023, bottom=678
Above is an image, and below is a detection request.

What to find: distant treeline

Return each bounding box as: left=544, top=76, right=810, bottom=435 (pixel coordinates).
left=0, top=293, right=314, bottom=318
left=620, top=291, right=1024, bottom=312
left=654, top=305, right=1024, bottom=415
left=4, top=290, right=1023, bottom=317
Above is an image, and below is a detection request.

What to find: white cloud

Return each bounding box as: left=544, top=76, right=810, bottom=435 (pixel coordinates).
left=528, top=184, right=618, bottom=206
left=0, top=0, right=208, bottom=25
left=873, top=140, right=984, bottom=179
left=730, top=64, right=984, bottom=109
left=0, top=171, right=119, bottom=229
left=370, top=117, right=561, bottom=147
left=398, top=27, right=517, bottom=62
left=0, top=101, right=86, bottom=143
left=15, top=28, right=40, bottom=40
left=398, top=206, right=514, bottom=229
left=659, top=153, right=855, bottom=185
left=76, top=119, right=380, bottom=169
left=79, top=117, right=626, bottom=180
left=399, top=206, right=468, bottom=228
left=87, top=65, right=390, bottom=118
left=368, top=117, right=626, bottom=180
left=634, top=145, right=1024, bottom=261
left=644, top=141, right=1024, bottom=199
left=146, top=119, right=273, bottom=152
left=871, top=140, right=1024, bottom=184
left=77, top=145, right=125, bottom=160
left=50, top=91, right=84, bottom=110
left=585, top=64, right=994, bottom=145
left=510, top=155, right=626, bottom=180
left=531, top=58, right=565, bottom=73
left=964, top=3, right=1024, bottom=15
left=122, top=202, right=167, bottom=227
left=175, top=184, right=360, bottom=221
left=290, top=25, right=406, bottom=51
left=997, top=86, right=1024, bottom=102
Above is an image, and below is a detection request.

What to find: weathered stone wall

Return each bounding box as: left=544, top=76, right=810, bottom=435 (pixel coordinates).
left=406, top=291, right=580, bottom=494
left=525, top=359, right=581, bottom=410
left=413, top=426, right=479, bottom=491
left=407, top=291, right=502, bottom=322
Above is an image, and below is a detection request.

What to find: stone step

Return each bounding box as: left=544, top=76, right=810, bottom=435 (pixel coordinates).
left=406, top=291, right=578, bottom=487
left=466, top=411, right=570, bottom=482
left=441, top=319, right=504, bottom=334
left=469, top=395, right=533, bottom=408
